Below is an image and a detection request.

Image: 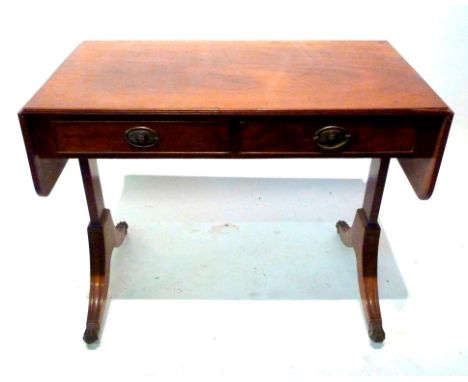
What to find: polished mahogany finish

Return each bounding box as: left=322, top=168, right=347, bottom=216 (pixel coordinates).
left=79, top=159, right=128, bottom=344
left=26, top=115, right=444, bottom=158
left=18, top=41, right=453, bottom=344
left=23, top=41, right=447, bottom=113
left=337, top=158, right=390, bottom=342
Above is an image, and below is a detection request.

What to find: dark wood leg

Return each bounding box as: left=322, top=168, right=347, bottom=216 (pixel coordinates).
left=79, top=159, right=128, bottom=344
left=336, top=158, right=390, bottom=342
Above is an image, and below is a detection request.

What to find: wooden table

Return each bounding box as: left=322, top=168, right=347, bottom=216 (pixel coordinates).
left=19, top=41, right=453, bottom=344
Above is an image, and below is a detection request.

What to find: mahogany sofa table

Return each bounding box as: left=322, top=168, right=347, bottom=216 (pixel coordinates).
left=19, top=41, right=453, bottom=344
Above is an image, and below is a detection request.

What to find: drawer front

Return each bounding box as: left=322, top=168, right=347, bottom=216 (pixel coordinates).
left=52, top=120, right=230, bottom=155
left=240, top=118, right=418, bottom=155
left=28, top=115, right=442, bottom=158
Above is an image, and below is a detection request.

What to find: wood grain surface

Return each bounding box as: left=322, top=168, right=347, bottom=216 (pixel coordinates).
left=22, top=41, right=449, bottom=114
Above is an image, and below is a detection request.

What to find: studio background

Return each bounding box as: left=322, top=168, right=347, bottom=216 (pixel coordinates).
left=1, top=0, right=467, bottom=379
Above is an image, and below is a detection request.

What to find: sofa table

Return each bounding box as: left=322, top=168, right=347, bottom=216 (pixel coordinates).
left=19, top=41, right=453, bottom=344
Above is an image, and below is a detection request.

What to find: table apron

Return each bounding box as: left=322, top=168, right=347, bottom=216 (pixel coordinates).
left=26, top=115, right=445, bottom=159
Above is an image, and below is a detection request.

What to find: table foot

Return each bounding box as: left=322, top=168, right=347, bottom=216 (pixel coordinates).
left=336, top=220, right=352, bottom=247
left=83, top=324, right=100, bottom=344
left=337, top=208, right=385, bottom=343
left=115, top=221, right=129, bottom=245
left=368, top=321, right=386, bottom=343
left=83, top=209, right=128, bottom=344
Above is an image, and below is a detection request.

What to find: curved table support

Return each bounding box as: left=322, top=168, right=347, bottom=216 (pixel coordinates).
left=80, top=159, right=128, bottom=344
left=336, top=158, right=389, bottom=342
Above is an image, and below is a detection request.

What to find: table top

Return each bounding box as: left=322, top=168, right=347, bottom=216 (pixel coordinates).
left=23, top=40, right=449, bottom=115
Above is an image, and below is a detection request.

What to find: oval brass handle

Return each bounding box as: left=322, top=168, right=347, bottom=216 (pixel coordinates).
left=125, top=126, right=160, bottom=148
left=313, top=126, right=351, bottom=151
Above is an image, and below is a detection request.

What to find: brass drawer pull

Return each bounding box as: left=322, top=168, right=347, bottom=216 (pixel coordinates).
left=313, top=125, right=351, bottom=151
left=125, top=126, right=160, bottom=148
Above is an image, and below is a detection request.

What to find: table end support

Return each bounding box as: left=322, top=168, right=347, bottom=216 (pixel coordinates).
left=80, top=159, right=128, bottom=344
left=336, top=158, right=389, bottom=343
left=83, top=210, right=128, bottom=344
left=337, top=209, right=385, bottom=343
